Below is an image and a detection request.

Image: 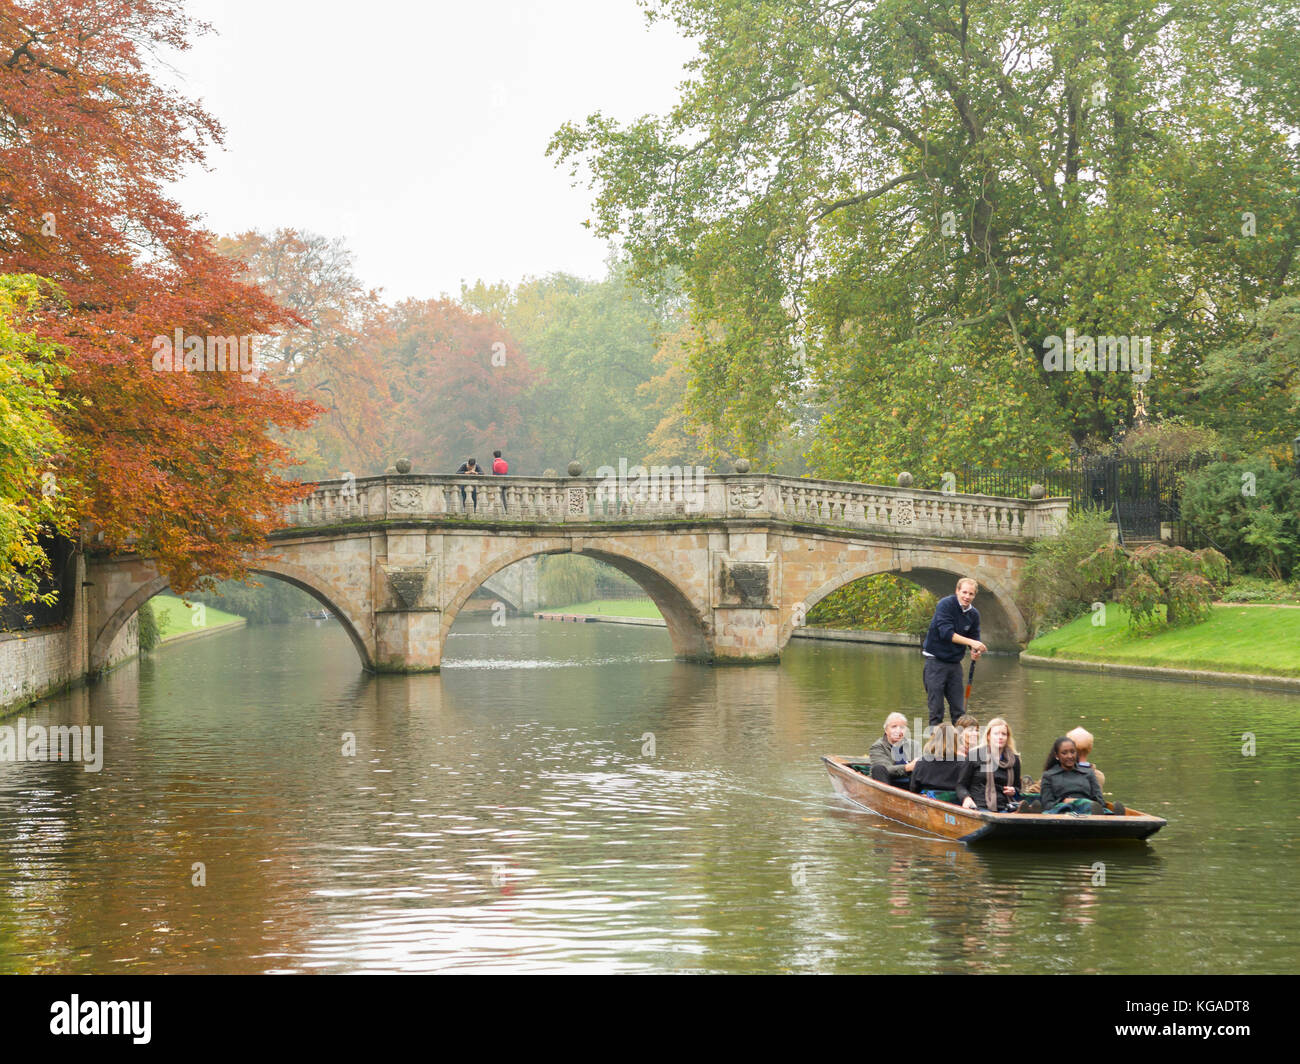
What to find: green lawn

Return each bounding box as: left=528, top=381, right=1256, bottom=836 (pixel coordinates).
left=150, top=594, right=245, bottom=639
left=542, top=599, right=664, bottom=619
left=1026, top=604, right=1300, bottom=678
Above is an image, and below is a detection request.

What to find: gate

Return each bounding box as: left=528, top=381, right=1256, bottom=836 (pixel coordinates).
left=960, top=457, right=1206, bottom=543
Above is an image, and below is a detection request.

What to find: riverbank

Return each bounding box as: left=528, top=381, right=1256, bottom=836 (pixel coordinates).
left=149, top=594, right=246, bottom=646
left=535, top=601, right=922, bottom=648
left=1025, top=604, right=1300, bottom=682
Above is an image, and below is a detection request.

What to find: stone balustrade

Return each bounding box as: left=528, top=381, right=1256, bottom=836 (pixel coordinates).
left=280, top=474, right=1068, bottom=541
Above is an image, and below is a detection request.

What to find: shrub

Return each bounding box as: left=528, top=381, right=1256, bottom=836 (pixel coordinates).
left=1180, top=459, right=1299, bottom=578
left=1167, top=571, right=1214, bottom=626
left=1018, top=507, right=1116, bottom=634
left=1120, top=543, right=1226, bottom=631
left=1119, top=570, right=1163, bottom=632
left=138, top=599, right=160, bottom=651
left=1117, top=418, right=1229, bottom=462
left=1221, top=575, right=1300, bottom=603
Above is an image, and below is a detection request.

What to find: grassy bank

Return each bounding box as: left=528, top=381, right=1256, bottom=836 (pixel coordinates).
left=541, top=599, right=663, bottom=619
left=150, top=594, right=245, bottom=639
left=1026, top=604, right=1300, bottom=678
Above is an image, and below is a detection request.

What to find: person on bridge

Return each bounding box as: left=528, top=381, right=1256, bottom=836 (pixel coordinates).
left=921, top=577, right=987, bottom=727
left=456, top=457, right=482, bottom=511
left=491, top=450, right=509, bottom=512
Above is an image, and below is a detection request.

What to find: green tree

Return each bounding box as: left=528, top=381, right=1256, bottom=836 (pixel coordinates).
left=1193, top=296, right=1300, bottom=463
left=462, top=261, right=668, bottom=473
left=1180, top=459, right=1300, bottom=578
left=0, top=276, right=76, bottom=611
left=552, top=0, right=1300, bottom=474
left=137, top=599, right=161, bottom=651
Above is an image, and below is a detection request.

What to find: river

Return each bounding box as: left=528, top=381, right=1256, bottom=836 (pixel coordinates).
left=1, top=615, right=1296, bottom=973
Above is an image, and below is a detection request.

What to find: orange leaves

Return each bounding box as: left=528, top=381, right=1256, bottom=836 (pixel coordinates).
left=0, top=2, right=320, bottom=593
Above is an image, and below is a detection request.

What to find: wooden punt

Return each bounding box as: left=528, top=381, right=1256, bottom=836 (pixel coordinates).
left=823, top=755, right=1167, bottom=843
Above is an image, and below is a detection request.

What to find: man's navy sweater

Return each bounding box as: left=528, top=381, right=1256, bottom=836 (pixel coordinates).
left=921, top=595, right=981, bottom=663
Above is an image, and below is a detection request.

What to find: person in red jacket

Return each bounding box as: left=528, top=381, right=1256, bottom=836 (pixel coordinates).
left=491, top=450, right=508, bottom=511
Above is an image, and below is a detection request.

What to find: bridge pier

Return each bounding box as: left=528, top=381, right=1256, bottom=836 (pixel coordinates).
left=711, top=607, right=782, bottom=664
left=373, top=607, right=442, bottom=673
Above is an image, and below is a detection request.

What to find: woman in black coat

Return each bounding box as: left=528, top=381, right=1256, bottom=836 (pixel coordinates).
left=957, top=717, right=1021, bottom=812
left=910, top=723, right=963, bottom=798
left=1028, top=737, right=1124, bottom=815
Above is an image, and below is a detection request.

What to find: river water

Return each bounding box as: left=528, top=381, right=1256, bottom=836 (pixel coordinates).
left=1, top=616, right=1296, bottom=973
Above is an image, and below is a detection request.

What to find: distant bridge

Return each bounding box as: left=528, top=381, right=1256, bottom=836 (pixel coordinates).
left=83, top=473, right=1068, bottom=674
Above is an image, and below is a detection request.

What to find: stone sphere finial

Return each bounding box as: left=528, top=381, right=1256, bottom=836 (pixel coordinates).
left=1029, top=483, right=1046, bottom=500
left=395, top=458, right=412, bottom=474
left=567, top=460, right=583, bottom=477
left=734, top=458, right=751, bottom=474
left=897, top=471, right=914, bottom=487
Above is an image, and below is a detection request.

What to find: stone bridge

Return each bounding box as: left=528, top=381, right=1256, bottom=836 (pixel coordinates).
left=82, top=473, right=1068, bottom=675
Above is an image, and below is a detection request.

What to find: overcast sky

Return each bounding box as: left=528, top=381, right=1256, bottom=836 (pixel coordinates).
left=166, top=0, right=697, bottom=301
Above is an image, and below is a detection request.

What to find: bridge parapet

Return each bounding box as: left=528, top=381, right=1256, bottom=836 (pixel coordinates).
left=282, top=474, right=1068, bottom=541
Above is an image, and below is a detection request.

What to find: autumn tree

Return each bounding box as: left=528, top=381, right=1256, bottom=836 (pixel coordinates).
left=217, top=229, right=388, bottom=480
left=372, top=298, right=539, bottom=474
left=0, top=1, right=319, bottom=593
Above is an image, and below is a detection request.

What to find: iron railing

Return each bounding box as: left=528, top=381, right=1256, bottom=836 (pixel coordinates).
left=960, top=457, right=1212, bottom=542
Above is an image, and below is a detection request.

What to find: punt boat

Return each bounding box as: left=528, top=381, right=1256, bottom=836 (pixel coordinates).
left=822, top=755, right=1167, bottom=843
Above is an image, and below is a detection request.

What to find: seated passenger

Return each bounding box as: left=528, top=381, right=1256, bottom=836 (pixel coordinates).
left=953, top=715, right=980, bottom=760
left=1023, top=737, right=1125, bottom=815
left=1067, top=726, right=1106, bottom=790
left=957, top=717, right=1021, bottom=812
left=910, top=723, right=962, bottom=800
left=868, top=712, right=920, bottom=787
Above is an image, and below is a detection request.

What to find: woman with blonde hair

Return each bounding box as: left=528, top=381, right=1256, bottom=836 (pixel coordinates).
left=957, top=717, right=1022, bottom=812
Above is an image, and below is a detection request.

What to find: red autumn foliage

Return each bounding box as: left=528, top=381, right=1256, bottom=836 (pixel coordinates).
left=0, top=0, right=320, bottom=592
left=373, top=297, right=539, bottom=475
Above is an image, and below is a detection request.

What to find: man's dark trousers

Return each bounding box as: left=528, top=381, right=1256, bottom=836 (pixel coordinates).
left=924, top=657, right=965, bottom=726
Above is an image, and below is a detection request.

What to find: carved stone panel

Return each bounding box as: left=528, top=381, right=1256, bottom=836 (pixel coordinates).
left=713, top=552, right=779, bottom=608
left=893, top=496, right=915, bottom=527
left=728, top=485, right=764, bottom=511
left=380, top=564, right=436, bottom=610
left=390, top=486, right=425, bottom=512
left=728, top=562, right=769, bottom=605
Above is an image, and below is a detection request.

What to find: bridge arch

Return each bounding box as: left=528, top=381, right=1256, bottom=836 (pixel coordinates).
left=787, top=555, right=1027, bottom=652
left=441, top=540, right=711, bottom=662
left=89, top=561, right=373, bottom=674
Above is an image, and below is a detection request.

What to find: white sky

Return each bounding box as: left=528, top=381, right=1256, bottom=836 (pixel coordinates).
left=166, top=0, right=697, bottom=301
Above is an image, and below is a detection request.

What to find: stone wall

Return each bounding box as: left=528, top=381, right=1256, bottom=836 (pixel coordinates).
left=1, top=585, right=138, bottom=718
